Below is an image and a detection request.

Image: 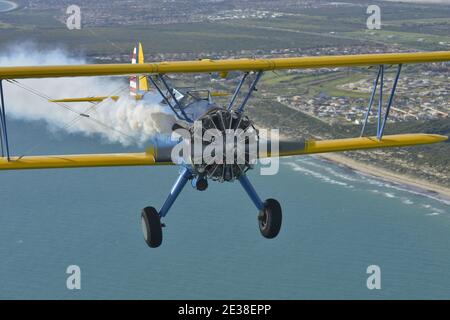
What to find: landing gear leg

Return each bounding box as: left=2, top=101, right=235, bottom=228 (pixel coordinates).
left=141, top=167, right=192, bottom=248
left=239, top=174, right=282, bottom=239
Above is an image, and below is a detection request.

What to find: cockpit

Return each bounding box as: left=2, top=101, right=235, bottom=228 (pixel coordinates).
left=160, top=88, right=219, bottom=123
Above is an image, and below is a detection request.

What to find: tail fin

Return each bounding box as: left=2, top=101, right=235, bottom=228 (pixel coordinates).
left=130, top=42, right=149, bottom=96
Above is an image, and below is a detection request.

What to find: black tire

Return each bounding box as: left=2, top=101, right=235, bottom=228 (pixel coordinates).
left=141, top=207, right=163, bottom=248
left=258, top=199, right=282, bottom=239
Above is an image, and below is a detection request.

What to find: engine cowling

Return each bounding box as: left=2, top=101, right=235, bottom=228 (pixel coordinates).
left=189, top=109, right=258, bottom=182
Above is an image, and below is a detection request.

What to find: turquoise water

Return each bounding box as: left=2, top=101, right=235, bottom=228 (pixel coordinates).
left=0, top=119, right=449, bottom=299
left=0, top=1, right=16, bottom=13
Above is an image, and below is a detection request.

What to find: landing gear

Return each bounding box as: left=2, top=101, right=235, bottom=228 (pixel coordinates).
left=258, top=199, right=282, bottom=239
left=141, top=207, right=163, bottom=248
left=238, top=175, right=282, bottom=239
left=141, top=167, right=192, bottom=248
left=141, top=168, right=282, bottom=248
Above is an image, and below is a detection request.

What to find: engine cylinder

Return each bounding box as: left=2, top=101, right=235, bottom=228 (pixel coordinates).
left=189, top=109, right=258, bottom=182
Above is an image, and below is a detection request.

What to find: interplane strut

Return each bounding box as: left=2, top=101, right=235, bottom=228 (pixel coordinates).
left=360, top=64, right=402, bottom=140
left=0, top=80, right=10, bottom=160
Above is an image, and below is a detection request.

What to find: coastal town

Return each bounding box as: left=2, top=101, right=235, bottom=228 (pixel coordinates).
left=150, top=45, right=450, bottom=127
left=275, top=64, right=450, bottom=125
left=28, top=0, right=350, bottom=27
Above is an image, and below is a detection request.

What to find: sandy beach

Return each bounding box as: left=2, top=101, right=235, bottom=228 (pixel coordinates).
left=317, top=152, right=450, bottom=201
left=258, top=130, right=449, bottom=201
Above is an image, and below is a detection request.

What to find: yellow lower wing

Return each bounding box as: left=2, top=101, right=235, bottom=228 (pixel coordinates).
left=0, top=134, right=446, bottom=170
left=304, top=134, right=447, bottom=154
left=266, top=133, right=447, bottom=157
left=0, top=152, right=172, bottom=170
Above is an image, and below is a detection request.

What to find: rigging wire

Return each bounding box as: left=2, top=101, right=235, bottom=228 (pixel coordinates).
left=61, top=83, right=130, bottom=130
left=4, top=26, right=148, bottom=159
left=7, top=79, right=84, bottom=116
left=0, top=106, right=4, bottom=157
left=5, top=80, right=140, bottom=159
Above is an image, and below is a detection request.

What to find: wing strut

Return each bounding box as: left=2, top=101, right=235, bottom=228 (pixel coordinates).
left=159, top=75, right=192, bottom=122
left=227, top=72, right=249, bottom=111
left=0, top=80, right=11, bottom=160
left=237, top=71, right=264, bottom=113
left=226, top=71, right=264, bottom=114
left=147, top=75, right=192, bottom=122
left=148, top=75, right=183, bottom=121
left=360, top=64, right=402, bottom=140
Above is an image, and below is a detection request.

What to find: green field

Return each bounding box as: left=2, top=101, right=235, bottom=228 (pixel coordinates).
left=1, top=0, right=449, bottom=55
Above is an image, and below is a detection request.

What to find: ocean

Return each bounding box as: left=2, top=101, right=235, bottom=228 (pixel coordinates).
left=0, top=118, right=449, bottom=299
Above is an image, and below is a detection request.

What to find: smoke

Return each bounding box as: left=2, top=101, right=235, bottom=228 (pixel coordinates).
left=0, top=44, right=176, bottom=146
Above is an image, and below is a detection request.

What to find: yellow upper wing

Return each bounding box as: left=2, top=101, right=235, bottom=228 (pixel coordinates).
left=0, top=51, right=449, bottom=79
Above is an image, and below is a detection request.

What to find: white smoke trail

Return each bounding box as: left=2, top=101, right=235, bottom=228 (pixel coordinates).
left=0, top=44, right=176, bottom=146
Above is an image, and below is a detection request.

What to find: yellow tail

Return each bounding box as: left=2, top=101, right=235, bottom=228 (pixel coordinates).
left=130, top=42, right=149, bottom=96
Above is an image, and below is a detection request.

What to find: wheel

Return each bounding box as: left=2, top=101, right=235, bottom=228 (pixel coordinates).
left=141, top=207, right=163, bottom=248
left=258, top=199, right=282, bottom=239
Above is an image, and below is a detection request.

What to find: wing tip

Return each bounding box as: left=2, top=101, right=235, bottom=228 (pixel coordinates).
left=435, top=134, right=448, bottom=142
left=419, top=134, right=448, bottom=143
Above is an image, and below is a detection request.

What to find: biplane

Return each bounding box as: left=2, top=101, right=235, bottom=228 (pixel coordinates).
left=0, top=43, right=448, bottom=248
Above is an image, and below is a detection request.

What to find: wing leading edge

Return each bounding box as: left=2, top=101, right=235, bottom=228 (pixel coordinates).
left=0, top=151, right=173, bottom=171
left=263, top=133, right=448, bottom=158
left=0, top=51, right=449, bottom=79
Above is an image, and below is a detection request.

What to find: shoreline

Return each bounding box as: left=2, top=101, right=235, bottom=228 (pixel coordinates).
left=255, top=129, right=449, bottom=202
left=317, top=152, right=450, bottom=201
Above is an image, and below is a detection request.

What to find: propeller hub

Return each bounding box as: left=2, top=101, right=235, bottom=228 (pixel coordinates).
left=189, top=109, right=258, bottom=182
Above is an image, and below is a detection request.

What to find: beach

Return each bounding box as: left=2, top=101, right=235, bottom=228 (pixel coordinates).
left=318, top=152, right=450, bottom=200
left=272, top=130, right=449, bottom=201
